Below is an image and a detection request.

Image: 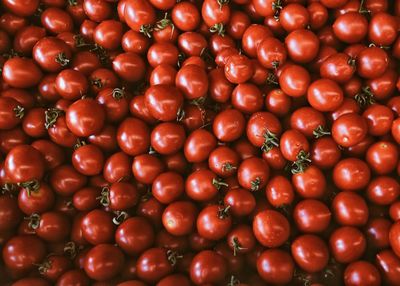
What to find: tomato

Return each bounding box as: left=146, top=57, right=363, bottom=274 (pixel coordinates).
left=112, top=52, right=146, bottom=83
left=291, top=234, right=329, bottom=273
left=171, top=1, right=201, bottom=32
left=152, top=171, right=184, bottom=204
left=33, top=37, right=72, bottom=72
left=242, top=24, right=272, bottom=58
left=190, top=250, right=227, bottom=285
left=11, top=278, right=51, bottom=286
left=307, top=79, right=343, bottom=112
left=253, top=209, right=289, bottom=247
left=122, top=30, right=150, bottom=54
left=265, top=175, right=294, bottom=207
left=147, top=42, right=179, bottom=67
left=150, top=64, right=177, bottom=86
left=332, top=113, right=367, bottom=147
left=290, top=107, right=326, bottom=139
left=367, top=69, right=397, bottom=101
left=2, top=235, right=46, bottom=272
left=72, top=187, right=101, bottom=211
left=257, top=249, right=294, bottom=284
left=366, top=141, right=399, bottom=175
left=56, top=269, right=90, bottom=286
left=84, top=244, right=124, bottom=281
left=162, top=201, right=197, bottom=236
left=363, top=104, right=394, bottom=136
left=367, top=176, right=399, bottom=206
left=83, top=0, right=112, bottom=22
left=0, top=195, right=22, bottom=231
left=376, top=250, right=400, bottom=285
left=137, top=247, right=176, bottom=283
left=81, top=209, right=115, bottom=245
left=185, top=169, right=222, bottom=202
left=357, top=46, right=388, bottom=79
left=2, top=57, right=43, bottom=88
left=93, top=20, right=123, bottom=50
left=294, top=199, right=331, bottom=233
left=224, top=188, right=256, bottom=217
left=330, top=226, right=366, bottom=263
left=232, top=83, right=264, bottom=114
left=117, top=117, right=150, bottom=156
left=55, top=69, right=88, bottom=101
left=224, top=54, right=254, bottom=84
left=212, top=109, right=245, bottom=142
left=369, top=12, right=398, bottom=46
left=333, top=158, right=371, bottom=191
left=13, top=26, right=46, bottom=55
left=197, top=204, right=232, bottom=240
left=144, top=85, right=183, bottom=121
left=41, top=7, right=74, bottom=34
left=333, top=12, right=368, bottom=43
left=246, top=111, right=281, bottom=149
left=252, top=0, right=278, bottom=17
left=176, top=64, right=208, bottom=100
left=115, top=217, right=155, bottom=256
left=3, top=0, right=39, bottom=16
left=344, top=260, right=381, bottom=286
left=33, top=211, right=70, bottom=242
left=132, top=154, right=165, bottom=184
left=332, top=191, right=369, bottom=226
left=208, top=146, right=239, bottom=178
left=256, top=37, right=286, bottom=69
left=184, top=129, right=217, bottom=163
left=311, top=136, right=341, bottom=169
left=286, top=29, right=319, bottom=64
left=237, top=157, right=270, bottom=191
left=278, top=64, right=310, bottom=97
left=0, top=97, right=24, bottom=130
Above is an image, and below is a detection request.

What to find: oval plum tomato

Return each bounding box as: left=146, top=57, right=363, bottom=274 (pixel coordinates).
left=151, top=122, right=186, bottom=155
left=65, top=98, right=105, bottom=137
left=144, top=85, right=183, bottom=121
left=115, top=217, right=155, bottom=256
left=13, top=26, right=46, bottom=55
left=33, top=37, right=72, bottom=72
left=376, top=250, right=400, bottom=285
left=237, top=157, right=270, bottom=191
left=72, top=143, right=104, bottom=176
left=333, top=12, right=368, bottom=43
left=83, top=0, right=112, bottom=22
left=279, top=3, right=309, bottom=32
left=285, top=29, right=319, bottom=63
left=55, top=69, right=88, bottom=100
left=147, top=42, right=179, bottom=67
left=41, top=7, right=74, bottom=34
left=366, top=141, right=399, bottom=175
left=190, top=250, right=227, bottom=285
left=293, top=199, right=331, bottom=233
left=279, top=64, right=310, bottom=97
left=2, top=57, right=43, bottom=88
left=307, top=79, right=343, bottom=112
left=357, top=46, right=388, bottom=79
left=227, top=224, right=255, bottom=255
left=344, top=260, right=381, bottom=286
left=224, top=188, right=256, bottom=217
left=332, top=191, right=369, bottom=226
left=171, top=1, right=200, bottom=32
left=33, top=211, right=70, bottom=242
left=265, top=175, right=294, bottom=207
left=132, top=154, right=165, bottom=184
left=136, top=247, right=176, bottom=283
left=2, top=0, right=40, bottom=17
left=0, top=195, right=22, bottom=232
left=280, top=129, right=309, bottom=162
left=175, top=64, right=208, bottom=100
left=224, top=54, right=254, bottom=84
left=112, top=52, right=146, bottom=83
left=117, top=117, right=150, bottom=156
left=122, top=30, right=150, bottom=54
left=291, top=234, right=329, bottom=273
left=320, top=53, right=355, bottom=83
left=367, top=176, right=400, bottom=205
left=202, top=0, right=231, bottom=28
left=184, top=129, right=217, bottom=163
left=84, top=244, right=124, bottom=281
left=72, top=186, right=101, bottom=211
left=2, top=235, right=46, bottom=273
left=333, top=157, right=371, bottom=191
left=257, top=249, right=294, bottom=285
left=94, top=20, right=124, bottom=50
left=332, top=113, right=367, bottom=147
left=5, top=144, right=45, bottom=183
left=185, top=169, right=224, bottom=202
left=49, top=164, right=87, bottom=196
left=18, top=183, right=55, bottom=215
left=246, top=111, right=281, bottom=150
left=197, top=204, right=232, bottom=240
left=257, top=37, right=287, bottom=69
left=369, top=12, right=398, bottom=46
left=329, top=226, right=366, bottom=264
left=81, top=209, right=115, bottom=245
left=253, top=209, right=289, bottom=248
left=152, top=171, right=184, bottom=204
left=366, top=217, right=391, bottom=249
left=0, top=97, right=24, bottom=130
left=162, top=200, right=197, bottom=236
left=212, top=109, right=245, bottom=142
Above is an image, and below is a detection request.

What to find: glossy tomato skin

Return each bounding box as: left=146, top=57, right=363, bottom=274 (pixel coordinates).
left=344, top=260, right=381, bottom=286
left=366, top=141, right=399, bottom=175
left=0, top=195, right=22, bottom=232
left=196, top=204, right=232, bottom=240
left=184, top=129, right=217, bottom=163
left=291, top=234, right=329, bottom=273
left=224, top=188, right=256, bottom=217
left=115, top=217, right=155, bottom=256
left=41, top=7, right=74, bottom=34
left=50, top=165, right=87, bottom=196
left=136, top=247, right=174, bottom=283
left=72, top=144, right=104, bottom=176
left=237, top=157, right=270, bottom=191
left=33, top=37, right=72, bottom=72
left=117, top=117, right=150, bottom=156
left=162, top=201, right=197, bottom=236
left=311, top=136, right=341, bottom=169
left=333, top=12, right=368, bottom=43
left=257, top=249, right=294, bottom=284
left=376, top=250, right=400, bottom=285
left=332, top=113, right=368, bottom=147
left=253, top=209, right=289, bottom=248
left=224, top=54, right=254, bottom=84
left=333, top=158, right=371, bottom=191
left=84, top=244, right=124, bottom=281
left=212, top=109, right=245, bottom=142
left=144, top=85, right=183, bottom=121
left=152, top=171, right=184, bottom=204
left=279, top=64, right=310, bottom=97
left=81, top=209, right=115, bottom=245
left=329, top=226, right=366, bottom=264
left=332, top=191, right=369, bottom=226
left=367, top=176, right=400, bottom=206
left=2, top=57, right=43, bottom=88
left=190, top=250, right=227, bottom=285
left=294, top=199, right=331, bottom=233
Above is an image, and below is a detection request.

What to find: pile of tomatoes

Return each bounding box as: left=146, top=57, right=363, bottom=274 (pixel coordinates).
left=0, top=0, right=400, bottom=285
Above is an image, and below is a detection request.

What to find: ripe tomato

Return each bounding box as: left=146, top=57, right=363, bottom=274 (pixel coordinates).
left=152, top=171, right=184, bottom=204
left=162, top=201, right=197, bottom=236
left=197, top=204, right=232, bottom=240
left=369, top=12, right=398, bottom=46
left=81, top=209, right=115, bottom=245
left=202, top=0, right=231, bottom=28
left=253, top=209, right=289, bottom=247
left=136, top=247, right=175, bottom=283
left=257, top=37, right=287, bottom=69
left=184, top=129, right=217, bottom=163
left=332, top=113, right=368, bottom=147
left=333, top=12, right=368, bottom=43
left=344, top=261, right=381, bottom=286
left=175, top=64, right=208, bottom=100
left=212, top=109, right=245, bottom=142
left=307, top=79, right=343, bottom=112
left=83, top=0, right=112, bottom=22
left=144, top=85, right=183, bottom=121
left=41, top=7, right=74, bottom=34
left=224, top=54, right=254, bottom=84
left=367, top=176, right=400, bottom=205
left=117, top=117, right=150, bottom=156
left=329, top=226, right=366, bottom=263
left=246, top=111, right=281, bottom=150
left=171, top=1, right=201, bottom=32
left=332, top=191, right=369, bottom=226
left=132, top=154, right=165, bottom=184
left=286, top=29, right=319, bottom=63
left=34, top=211, right=70, bottom=242
left=291, top=234, right=329, bottom=273
left=333, top=158, right=371, bottom=191
left=366, top=141, right=399, bottom=175
left=257, top=249, right=294, bottom=284
left=232, top=83, right=264, bottom=114
left=242, top=24, right=272, bottom=58
left=294, top=199, right=331, bottom=233
left=320, top=52, right=355, bottom=83
left=84, top=244, right=124, bottom=281
left=2, top=57, right=43, bottom=88
left=357, top=46, right=388, bottom=79
left=278, top=64, right=310, bottom=97
left=190, top=250, right=227, bottom=285
left=238, top=157, right=270, bottom=191
left=224, top=188, right=256, bottom=217
left=33, top=37, right=72, bottom=72
left=112, top=52, right=146, bottom=83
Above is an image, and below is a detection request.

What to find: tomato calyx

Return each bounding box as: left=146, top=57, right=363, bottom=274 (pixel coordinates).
left=261, top=130, right=279, bottom=152
left=222, top=162, right=237, bottom=172
left=176, top=108, right=185, bottom=122
left=291, top=150, right=311, bottom=174
left=45, top=108, right=63, bottom=129
left=209, top=23, right=226, bottom=36
left=13, top=105, right=24, bottom=119
left=17, top=180, right=40, bottom=194
left=313, top=125, right=331, bottom=139
left=140, top=24, right=154, bottom=39
left=112, top=211, right=128, bottom=225
left=154, top=13, right=175, bottom=36
left=166, top=249, right=183, bottom=266
left=189, top=96, right=206, bottom=107
left=212, top=177, right=229, bottom=190
left=251, top=177, right=261, bottom=191
left=112, top=87, right=126, bottom=100
left=26, top=213, right=41, bottom=230
left=74, top=34, right=91, bottom=49
left=68, top=0, right=78, bottom=6
left=55, top=52, right=70, bottom=67
left=227, top=275, right=241, bottom=286
left=73, top=139, right=87, bottom=150
left=358, top=0, right=370, bottom=15
left=354, top=86, right=375, bottom=108
left=272, top=0, right=283, bottom=19
left=231, top=237, right=246, bottom=256
left=217, top=205, right=231, bottom=219
left=2, top=49, right=22, bottom=59
left=217, top=0, right=230, bottom=10
left=91, top=77, right=103, bottom=89
left=266, top=72, right=279, bottom=86
left=64, top=241, right=79, bottom=259
left=36, top=257, right=52, bottom=275
left=1, top=183, right=17, bottom=194
left=90, top=44, right=109, bottom=65
left=98, top=186, right=110, bottom=207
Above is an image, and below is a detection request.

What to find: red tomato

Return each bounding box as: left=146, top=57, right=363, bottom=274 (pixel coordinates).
left=257, top=249, right=294, bottom=284
left=253, top=209, right=289, bottom=248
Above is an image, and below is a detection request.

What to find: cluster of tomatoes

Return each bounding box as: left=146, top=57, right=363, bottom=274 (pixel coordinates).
left=0, top=0, right=400, bottom=285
